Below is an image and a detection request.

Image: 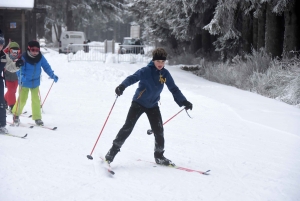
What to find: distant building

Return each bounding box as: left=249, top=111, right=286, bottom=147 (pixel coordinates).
left=0, top=1, right=46, bottom=52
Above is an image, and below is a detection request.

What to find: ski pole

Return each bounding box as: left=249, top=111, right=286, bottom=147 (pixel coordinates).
left=87, top=96, right=118, bottom=160
left=147, top=108, right=185, bottom=135
left=41, top=80, right=55, bottom=109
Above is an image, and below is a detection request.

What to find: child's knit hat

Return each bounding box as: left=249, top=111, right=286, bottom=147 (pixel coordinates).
left=28, top=40, right=40, bottom=49
left=9, top=42, right=20, bottom=49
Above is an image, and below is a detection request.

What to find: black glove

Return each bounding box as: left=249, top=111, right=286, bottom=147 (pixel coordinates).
left=15, top=59, right=24, bottom=68
left=182, top=100, right=193, bottom=110
left=115, top=84, right=125, bottom=96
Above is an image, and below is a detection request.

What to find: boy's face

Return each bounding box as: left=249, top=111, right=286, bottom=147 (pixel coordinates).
left=10, top=49, right=20, bottom=57
left=0, top=44, right=3, bottom=51
left=154, top=60, right=166, bottom=70
left=29, top=46, right=40, bottom=56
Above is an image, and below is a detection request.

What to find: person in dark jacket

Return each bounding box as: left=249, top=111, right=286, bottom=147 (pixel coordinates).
left=105, top=47, right=193, bottom=166
left=3, top=41, right=21, bottom=113
left=0, top=30, right=22, bottom=134
left=12, top=41, right=58, bottom=126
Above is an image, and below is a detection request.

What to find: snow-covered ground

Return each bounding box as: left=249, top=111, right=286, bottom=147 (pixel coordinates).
left=1, top=48, right=300, bottom=201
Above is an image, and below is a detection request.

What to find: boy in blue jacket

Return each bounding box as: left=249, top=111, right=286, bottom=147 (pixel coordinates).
left=12, top=41, right=58, bottom=126
left=105, top=47, right=193, bottom=166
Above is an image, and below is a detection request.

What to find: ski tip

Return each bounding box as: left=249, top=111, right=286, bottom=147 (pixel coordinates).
left=202, top=170, right=211, bottom=175
left=87, top=155, right=93, bottom=160
left=22, top=134, right=28, bottom=138
left=52, top=127, right=57, bottom=130
left=109, top=170, right=115, bottom=175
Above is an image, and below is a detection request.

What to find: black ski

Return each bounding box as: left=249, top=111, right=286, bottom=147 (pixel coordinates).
left=0, top=133, right=28, bottom=139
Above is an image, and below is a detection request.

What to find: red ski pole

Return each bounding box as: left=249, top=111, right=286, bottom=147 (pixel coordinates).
left=87, top=96, right=118, bottom=160
left=41, top=80, right=55, bottom=108
left=147, top=108, right=185, bottom=135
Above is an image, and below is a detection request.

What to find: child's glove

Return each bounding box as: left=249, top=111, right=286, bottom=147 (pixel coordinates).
left=115, top=84, right=125, bottom=96
left=52, top=74, right=59, bottom=83
left=15, top=59, right=24, bottom=68
left=182, top=100, right=193, bottom=110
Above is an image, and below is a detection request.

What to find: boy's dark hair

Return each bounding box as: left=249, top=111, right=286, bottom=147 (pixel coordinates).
left=152, top=47, right=167, bottom=61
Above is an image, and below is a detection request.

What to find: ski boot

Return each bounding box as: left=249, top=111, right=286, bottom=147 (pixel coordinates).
left=35, top=119, right=44, bottom=126
left=13, top=115, right=20, bottom=126
left=105, top=145, right=120, bottom=164
left=0, top=126, right=9, bottom=134
left=154, top=151, right=175, bottom=166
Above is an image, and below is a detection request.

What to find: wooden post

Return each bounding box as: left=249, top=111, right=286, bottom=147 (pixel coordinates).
left=21, top=11, right=25, bottom=53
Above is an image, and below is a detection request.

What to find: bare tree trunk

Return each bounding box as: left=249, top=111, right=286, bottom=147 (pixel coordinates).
left=57, top=25, right=62, bottom=39
left=36, top=13, right=45, bottom=39
left=283, top=0, right=300, bottom=57
left=242, top=12, right=253, bottom=54
left=66, top=0, right=73, bottom=31
left=191, top=34, right=202, bottom=53
left=202, top=6, right=215, bottom=56
left=53, top=24, right=59, bottom=42
left=253, top=17, right=258, bottom=50
left=265, top=2, right=285, bottom=58
left=257, top=3, right=266, bottom=50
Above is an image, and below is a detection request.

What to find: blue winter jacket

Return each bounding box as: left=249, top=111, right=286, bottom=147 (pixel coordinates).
left=121, top=61, right=187, bottom=108
left=17, top=53, right=55, bottom=88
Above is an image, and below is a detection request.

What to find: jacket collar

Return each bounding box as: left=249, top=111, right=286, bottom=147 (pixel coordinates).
left=148, top=60, right=165, bottom=72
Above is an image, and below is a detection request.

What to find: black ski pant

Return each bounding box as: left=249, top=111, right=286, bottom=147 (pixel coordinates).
left=112, top=101, right=164, bottom=153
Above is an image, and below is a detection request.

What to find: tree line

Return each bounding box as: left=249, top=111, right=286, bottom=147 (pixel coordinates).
left=36, top=0, right=300, bottom=60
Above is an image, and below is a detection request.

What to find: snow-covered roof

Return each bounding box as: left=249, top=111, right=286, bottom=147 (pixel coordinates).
left=0, top=0, right=34, bottom=10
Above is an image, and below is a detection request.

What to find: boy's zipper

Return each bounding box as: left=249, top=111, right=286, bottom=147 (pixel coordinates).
left=32, top=63, right=37, bottom=88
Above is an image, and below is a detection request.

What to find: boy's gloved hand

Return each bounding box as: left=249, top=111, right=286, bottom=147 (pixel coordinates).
left=52, top=74, right=59, bottom=82
left=182, top=100, right=193, bottom=110
left=15, top=59, right=24, bottom=68
left=115, top=84, right=125, bottom=96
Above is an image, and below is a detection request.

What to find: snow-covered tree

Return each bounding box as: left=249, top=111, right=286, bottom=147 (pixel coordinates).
left=204, top=0, right=300, bottom=59
left=127, top=0, right=217, bottom=55
left=37, top=0, right=125, bottom=41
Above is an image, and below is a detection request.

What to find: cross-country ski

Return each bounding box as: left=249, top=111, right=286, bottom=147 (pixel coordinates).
left=0, top=133, right=28, bottom=139
left=137, top=159, right=210, bottom=175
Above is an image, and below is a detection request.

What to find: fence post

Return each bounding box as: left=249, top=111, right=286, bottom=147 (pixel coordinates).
left=104, top=40, right=107, bottom=53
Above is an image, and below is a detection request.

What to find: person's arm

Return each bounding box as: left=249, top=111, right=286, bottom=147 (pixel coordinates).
left=4, top=53, right=21, bottom=73
left=114, top=68, right=144, bottom=96
left=121, top=68, right=143, bottom=87
left=165, top=72, right=187, bottom=106
left=41, top=55, right=58, bottom=82
left=3, top=39, right=11, bottom=53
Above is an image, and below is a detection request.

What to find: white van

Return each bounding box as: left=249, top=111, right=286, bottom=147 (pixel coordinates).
left=59, top=31, right=86, bottom=53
